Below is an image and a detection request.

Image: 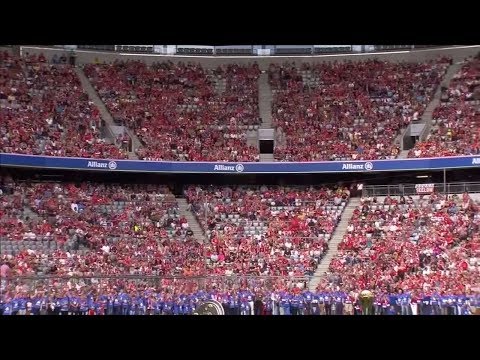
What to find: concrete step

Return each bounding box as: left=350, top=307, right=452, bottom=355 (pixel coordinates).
left=308, top=198, right=361, bottom=290
left=176, top=197, right=207, bottom=243
left=259, top=154, right=275, bottom=162
left=258, top=73, right=273, bottom=129
left=247, top=136, right=259, bottom=149
left=215, top=78, right=227, bottom=95
left=397, top=63, right=463, bottom=152
left=417, top=63, right=462, bottom=142
left=397, top=150, right=410, bottom=159
left=75, top=67, right=115, bottom=125
left=75, top=67, right=142, bottom=159
left=22, top=206, right=40, bottom=221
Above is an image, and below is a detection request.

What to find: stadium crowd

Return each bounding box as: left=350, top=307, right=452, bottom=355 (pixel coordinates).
left=0, top=180, right=347, bottom=314
left=5, top=51, right=480, bottom=163
left=1, top=177, right=478, bottom=315
left=316, top=192, right=480, bottom=315
left=1, top=49, right=480, bottom=315
left=0, top=52, right=126, bottom=159
left=409, top=56, right=480, bottom=158
left=84, top=61, right=260, bottom=161
left=184, top=185, right=350, bottom=277
left=0, top=181, right=348, bottom=278
left=270, top=58, right=451, bottom=161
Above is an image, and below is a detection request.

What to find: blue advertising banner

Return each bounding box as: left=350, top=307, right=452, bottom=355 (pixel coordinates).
left=1, top=153, right=480, bottom=174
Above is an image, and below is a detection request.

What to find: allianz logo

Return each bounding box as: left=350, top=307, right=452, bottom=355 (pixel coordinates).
left=473, top=158, right=480, bottom=165
left=87, top=161, right=118, bottom=170
left=342, top=162, right=374, bottom=171
left=214, top=164, right=244, bottom=172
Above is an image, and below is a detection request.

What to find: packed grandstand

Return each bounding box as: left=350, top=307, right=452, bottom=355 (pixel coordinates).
left=0, top=45, right=479, bottom=315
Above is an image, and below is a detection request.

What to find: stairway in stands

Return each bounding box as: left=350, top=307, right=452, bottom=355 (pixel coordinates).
left=418, top=62, right=463, bottom=141
left=258, top=72, right=276, bottom=162
left=308, top=197, right=360, bottom=290
left=214, top=77, right=226, bottom=95
left=74, top=67, right=143, bottom=160
left=176, top=197, right=208, bottom=243
left=22, top=206, right=40, bottom=222
left=258, top=72, right=273, bottom=129
left=259, top=154, right=274, bottom=162
left=397, top=150, right=410, bottom=159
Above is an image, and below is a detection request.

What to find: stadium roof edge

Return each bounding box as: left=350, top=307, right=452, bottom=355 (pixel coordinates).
left=20, top=45, right=480, bottom=60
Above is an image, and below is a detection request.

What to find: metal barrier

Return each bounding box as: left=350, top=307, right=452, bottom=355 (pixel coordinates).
left=375, top=45, right=413, bottom=51
left=1, top=274, right=310, bottom=298
left=362, top=182, right=480, bottom=197
left=1, top=275, right=477, bottom=315
left=56, top=45, right=453, bottom=56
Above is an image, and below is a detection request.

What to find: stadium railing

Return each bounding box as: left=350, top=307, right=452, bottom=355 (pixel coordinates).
left=2, top=275, right=310, bottom=294
left=362, top=181, right=480, bottom=197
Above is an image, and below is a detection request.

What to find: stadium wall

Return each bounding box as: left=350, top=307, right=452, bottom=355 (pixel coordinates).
left=0, top=46, right=14, bottom=54
left=2, top=153, right=480, bottom=174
